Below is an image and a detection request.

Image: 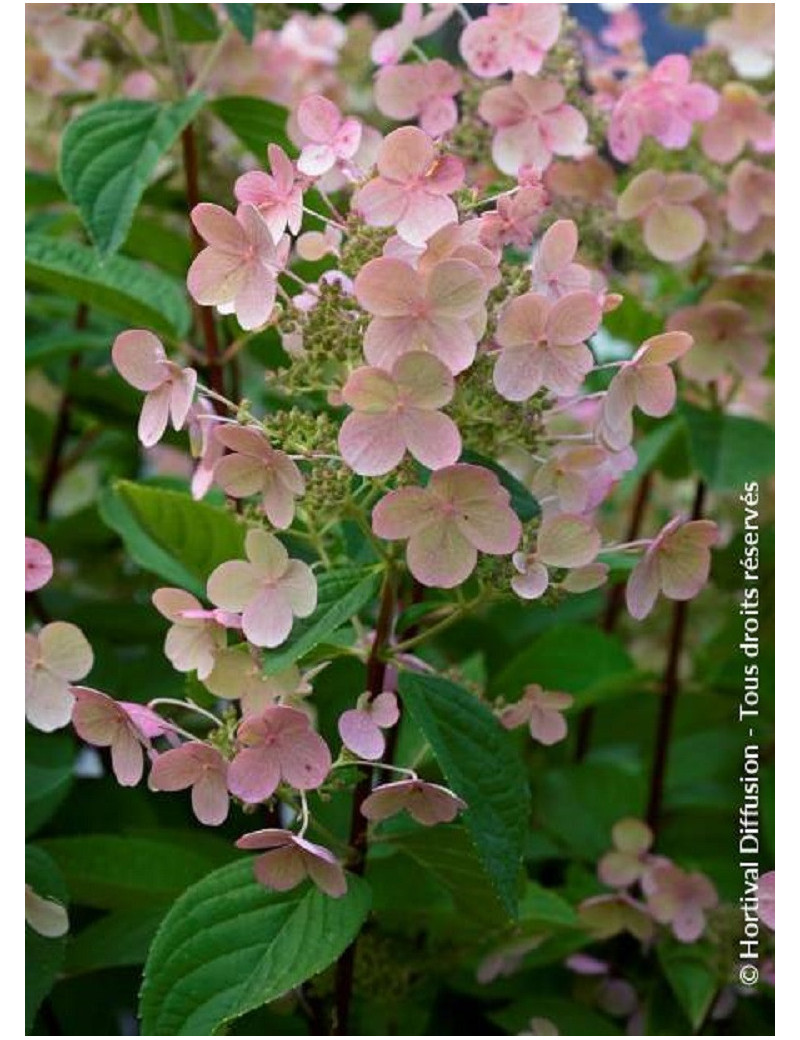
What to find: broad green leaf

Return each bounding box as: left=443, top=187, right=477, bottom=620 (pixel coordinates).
left=26, top=328, right=111, bottom=368
left=139, top=861, right=371, bottom=1035
left=66, top=906, right=167, bottom=976
left=60, top=96, right=205, bottom=256
left=26, top=728, right=76, bottom=837
left=398, top=671, right=530, bottom=918
left=518, top=880, right=579, bottom=929
left=459, top=448, right=540, bottom=522
left=618, top=417, right=683, bottom=496
left=492, top=623, right=636, bottom=708
left=99, top=481, right=246, bottom=596
left=680, top=403, right=774, bottom=491
left=26, top=234, right=190, bottom=339
left=138, top=3, right=219, bottom=41
left=262, top=567, right=381, bottom=674
left=26, top=169, right=66, bottom=208
left=538, top=762, right=646, bottom=860
left=492, top=996, right=621, bottom=1036
left=40, top=832, right=236, bottom=910
left=210, top=96, right=292, bottom=157
left=386, top=827, right=509, bottom=929
left=26, top=846, right=69, bottom=1031
left=225, top=3, right=255, bottom=40
left=658, top=943, right=719, bottom=1030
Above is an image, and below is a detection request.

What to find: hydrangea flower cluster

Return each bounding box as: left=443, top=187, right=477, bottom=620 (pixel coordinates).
left=25, top=5, right=774, bottom=1020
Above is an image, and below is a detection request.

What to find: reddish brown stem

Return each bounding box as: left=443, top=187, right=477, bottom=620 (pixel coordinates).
left=180, top=123, right=225, bottom=399
left=37, top=304, right=88, bottom=521
left=646, top=480, right=707, bottom=838
left=332, top=574, right=395, bottom=1035
left=574, top=471, right=653, bottom=760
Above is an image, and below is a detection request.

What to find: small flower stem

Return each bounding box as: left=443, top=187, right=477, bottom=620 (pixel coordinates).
left=302, top=205, right=348, bottom=232
left=456, top=3, right=474, bottom=23
left=593, top=360, right=626, bottom=371
left=461, top=185, right=520, bottom=212
left=315, top=186, right=346, bottom=224
left=297, top=790, right=310, bottom=838
left=601, top=538, right=650, bottom=553
left=646, top=479, right=706, bottom=839
left=148, top=698, right=223, bottom=729
left=332, top=759, right=417, bottom=780
left=333, top=571, right=395, bottom=1035
left=191, top=22, right=235, bottom=94
left=574, top=471, right=653, bottom=761
left=391, top=599, right=478, bottom=653
left=409, top=41, right=430, bottom=63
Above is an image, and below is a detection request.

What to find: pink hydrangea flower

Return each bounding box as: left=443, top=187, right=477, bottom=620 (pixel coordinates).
left=207, top=529, right=317, bottom=648
left=578, top=893, right=655, bottom=942
left=518, top=1018, right=560, bottom=1037
left=530, top=445, right=609, bottom=514
left=626, top=517, right=718, bottom=621
left=459, top=4, right=561, bottom=79
left=354, top=127, right=465, bottom=246
left=228, top=704, right=331, bottom=803
left=510, top=513, right=601, bottom=600
left=279, top=11, right=346, bottom=65
left=601, top=6, right=644, bottom=49
left=186, top=400, right=225, bottom=500
left=617, top=170, right=708, bottom=263
left=375, top=59, right=462, bottom=138
left=700, top=83, right=774, bottom=164
left=708, top=4, right=775, bottom=80
left=26, top=622, right=93, bottom=732
left=758, top=870, right=775, bottom=930
left=187, top=203, right=288, bottom=331
left=295, top=226, right=342, bottom=262
left=372, top=463, right=522, bottom=588
left=668, top=302, right=769, bottom=384
left=338, top=352, right=461, bottom=475
left=295, top=94, right=362, bottom=177
left=338, top=691, right=399, bottom=760
left=642, top=861, right=718, bottom=943
left=361, top=778, right=466, bottom=825
left=71, top=687, right=167, bottom=786
left=479, top=75, right=588, bottom=176
left=213, top=425, right=305, bottom=529
left=479, top=185, right=548, bottom=250
left=608, top=55, right=718, bottom=163
left=112, top=330, right=197, bottom=448
left=726, top=160, right=774, bottom=234
left=151, top=588, right=239, bottom=680
left=203, top=647, right=307, bottom=717
left=234, top=144, right=303, bottom=240
left=530, top=220, right=594, bottom=300
left=371, top=3, right=455, bottom=66
left=25, top=537, right=53, bottom=592
left=493, top=291, right=602, bottom=402
left=545, top=154, right=616, bottom=204
left=236, top=828, right=346, bottom=898
left=598, top=819, right=654, bottom=888
left=149, top=742, right=230, bottom=826
left=354, top=255, right=487, bottom=375
left=25, top=885, right=69, bottom=939
left=500, top=683, right=574, bottom=745
left=414, top=220, right=501, bottom=290
left=600, top=331, right=693, bottom=450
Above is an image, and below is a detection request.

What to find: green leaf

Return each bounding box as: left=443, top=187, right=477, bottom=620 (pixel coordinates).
left=210, top=96, right=292, bottom=157
left=60, top=96, right=205, bottom=256
left=538, top=762, right=646, bottom=860
left=397, top=671, right=530, bottom=918
left=618, top=418, right=683, bottom=496
left=459, top=448, right=540, bottom=522
left=27, top=169, right=66, bottom=208
left=658, top=943, right=718, bottom=1030
left=26, top=846, right=69, bottom=1031
left=26, top=728, right=76, bottom=837
left=39, top=832, right=236, bottom=910
left=66, top=906, right=167, bottom=976
left=386, top=826, right=509, bottom=929
left=99, top=481, right=246, bottom=596
left=492, top=623, right=636, bottom=708
left=26, top=234, right=190, bottom=339
left=518, top=880, right=579, bottom=929
left=139, top=861, right=371, bottom=1035
left=492, top=996, right=621, bottom=1036
left=138, top=4, right=220, bottom=41
left=680, top=403, right=774, bottom=492
left=225, top=3, right=255, bottom=40
left=26, top=328, right=112, bottom=368
left=262, top=568, right=381, bottom=674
